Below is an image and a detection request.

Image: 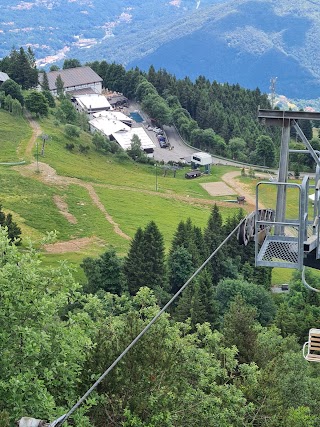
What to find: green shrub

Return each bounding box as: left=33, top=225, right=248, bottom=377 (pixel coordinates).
left=65, top=124, right=80, bottom=138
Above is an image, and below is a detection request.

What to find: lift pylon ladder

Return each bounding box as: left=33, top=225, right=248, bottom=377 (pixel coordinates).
left=255, top=109, right=320, bottom=270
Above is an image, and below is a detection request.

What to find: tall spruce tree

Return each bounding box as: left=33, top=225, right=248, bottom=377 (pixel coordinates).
left=124, top=222, right=167, bottom=297
left=141, top=221, right=167, bottom=293
left=170, top=218, right=204, bottom=267
left=123, top=227, right=147, bottom=295
left=204, top=204, right=226, bottom=284
left=55, top=74, right=64, bottom=97
left=168, top=245, right=194, bottom=295
left=8, top=47, right=38, bottom=89
left=41, top=70, right=50, bottom=90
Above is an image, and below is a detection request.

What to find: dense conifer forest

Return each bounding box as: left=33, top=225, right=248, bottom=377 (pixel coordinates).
left=2, top=203, right=320, bottom=426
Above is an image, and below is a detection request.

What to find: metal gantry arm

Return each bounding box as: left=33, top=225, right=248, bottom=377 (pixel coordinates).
left=292, top=120, right=320, bottom=168
left=258, top=109, right=320, bottom=362
left=255, top=109, right=320, bottom=271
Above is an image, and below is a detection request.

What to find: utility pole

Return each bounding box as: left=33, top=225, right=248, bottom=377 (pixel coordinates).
left=155, top=163, right=158, bottom=191
left=36, top=141, right=39, bottom=173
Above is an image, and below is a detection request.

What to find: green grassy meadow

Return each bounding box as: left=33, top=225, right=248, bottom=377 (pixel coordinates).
left=3, top=110, right=316, bottom=285
left=0, top=110, right=32, bottom=162
left=0, top=111, right=244, bottom=281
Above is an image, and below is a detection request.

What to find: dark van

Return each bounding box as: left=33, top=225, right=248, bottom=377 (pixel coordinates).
left=185, top=170, right=201, bottom=179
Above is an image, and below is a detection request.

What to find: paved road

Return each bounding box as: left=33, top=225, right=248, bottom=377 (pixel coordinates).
left=126, top=101, right=272, bottom=169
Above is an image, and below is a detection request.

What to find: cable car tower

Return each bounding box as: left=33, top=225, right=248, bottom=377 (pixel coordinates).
left=254, top=109, right=320, bottom=271
left=239, top=109, right=320, bottom=362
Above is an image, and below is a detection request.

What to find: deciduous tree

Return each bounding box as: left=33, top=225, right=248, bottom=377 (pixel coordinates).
left=0, top=228, right=92, bottom=422
left=25, top=91, right=49, bottom=117
left=63, top=58, right=81, bottom=69
left=1, top=79, right=24, bottom=105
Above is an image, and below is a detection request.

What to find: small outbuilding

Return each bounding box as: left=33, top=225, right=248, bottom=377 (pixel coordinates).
left=191, top=151, right=212, bottom=174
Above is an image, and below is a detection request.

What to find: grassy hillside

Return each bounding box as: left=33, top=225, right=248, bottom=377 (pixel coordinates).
left=0, top=110, right=32, bottom=162
left=0, top=110, right=243, bottom=282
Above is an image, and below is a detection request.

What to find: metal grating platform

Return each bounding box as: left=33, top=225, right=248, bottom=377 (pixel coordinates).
left=257, top=235, right=300, bottom=268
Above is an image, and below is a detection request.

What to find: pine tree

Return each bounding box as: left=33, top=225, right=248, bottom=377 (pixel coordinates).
left=204, top=204, right=226, bottom=284
left=55, top=74, right=64, bottom=96
left=168, top=245, right=194, bottom=294
left=41, top=71, right=50, bottom=91
left=222, top=295, right=258, bottom=363
left=141, top=221, right=167, bottom=293
left=124, top=227, right=146, bottom=295
left=124, top=222, right=167, bottom=298
left=170, top=218, right=204, bottom=267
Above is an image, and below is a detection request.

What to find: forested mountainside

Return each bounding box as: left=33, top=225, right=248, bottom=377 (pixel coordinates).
left=88, top=60, right=280, bottom=166
left=1, top=0, right=320, bottom=98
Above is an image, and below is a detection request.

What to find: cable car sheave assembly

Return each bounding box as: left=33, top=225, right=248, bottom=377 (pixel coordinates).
left=238, top=109, right=320, bottom=363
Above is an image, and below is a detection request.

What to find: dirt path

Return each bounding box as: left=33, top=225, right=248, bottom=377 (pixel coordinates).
left=16, top=161, right=131, bottom=241
left=24, top=113, right=42, bottom=159
left=15, top=161, right=259, bottom=252
left=17, top=118, right=131, bottom=252
left=221, top=170, right=265, bottom=210
left=17, top=118, right=261, bottom=253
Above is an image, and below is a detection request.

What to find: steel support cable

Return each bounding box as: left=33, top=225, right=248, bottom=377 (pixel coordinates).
left=50, top=221, right=242, bottom=427
left=302, top=266, right=320, bottom=293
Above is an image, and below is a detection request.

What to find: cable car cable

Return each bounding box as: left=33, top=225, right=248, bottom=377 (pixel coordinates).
left=302, top=266, right=320, bottom=293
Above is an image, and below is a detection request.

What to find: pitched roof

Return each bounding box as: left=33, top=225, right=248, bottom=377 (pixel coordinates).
left=46, top=66, right=102, bottom=91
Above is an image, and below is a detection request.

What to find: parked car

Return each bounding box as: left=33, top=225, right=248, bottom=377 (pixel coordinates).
left=159, top=140, right=168, bottom=148
left=185, top=170, right=202, bottom=179
left=157, top=135, right=166, bottom=142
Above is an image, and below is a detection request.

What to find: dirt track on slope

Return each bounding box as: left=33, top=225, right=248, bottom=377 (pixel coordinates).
left=15, top=118, right=261, bottom=254
left=15, top=161, right=131, bottom=242
left=24, top=113, right=42, bottom=159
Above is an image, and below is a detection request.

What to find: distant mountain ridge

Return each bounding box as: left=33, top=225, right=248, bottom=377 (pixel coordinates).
left=1, top=0, right=320, bottom=98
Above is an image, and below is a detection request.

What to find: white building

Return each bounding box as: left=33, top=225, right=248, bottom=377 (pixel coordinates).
left=92, top=110, right=133, bottom=127
left=72, top=94, right=112, bottom=117
left=89, top=116, right=155, bottom=153
left=89, top=116, right=130, bottom=137
left=191, top=151, right=212, bottom=173
left=191, top=152, right=212, bottom=166
left=114, top=127, right=155, bottom=153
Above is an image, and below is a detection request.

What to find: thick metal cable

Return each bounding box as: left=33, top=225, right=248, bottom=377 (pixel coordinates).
left=51, top=221, right=242, bottom=427
left=302, top=266, right=320, bottom=293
